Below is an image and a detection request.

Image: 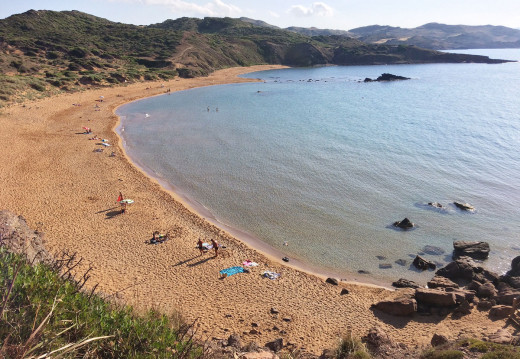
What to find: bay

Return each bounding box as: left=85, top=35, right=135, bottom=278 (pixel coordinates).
left=117, top=49, right=520, bottom=284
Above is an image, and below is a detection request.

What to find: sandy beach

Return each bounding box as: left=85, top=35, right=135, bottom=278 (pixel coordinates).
left=0, top=65, right=508, bottom=354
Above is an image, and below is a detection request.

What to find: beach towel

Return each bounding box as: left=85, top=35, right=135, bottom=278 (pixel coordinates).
left=262, top=270, right=281, bottom=280
left=242, top=260, right=259, bottom=267
left=219, top=266, right=245, bottom=278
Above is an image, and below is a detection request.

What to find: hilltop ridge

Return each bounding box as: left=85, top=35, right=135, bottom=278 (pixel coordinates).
left=0, top=10, right=512, bottom=105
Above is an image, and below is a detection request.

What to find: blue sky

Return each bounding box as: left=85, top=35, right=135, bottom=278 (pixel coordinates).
left=2, top=0, right=520, bottom=30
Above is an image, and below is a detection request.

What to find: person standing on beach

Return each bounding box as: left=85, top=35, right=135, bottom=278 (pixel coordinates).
left=211, top=238, right=219, bottom=257
left=197, top=238, right=205, bottom=256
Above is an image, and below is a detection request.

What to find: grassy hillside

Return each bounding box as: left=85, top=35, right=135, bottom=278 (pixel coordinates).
left=0, top=10, right=511, bottom=106
left=0, top=246, right=202, bottom=358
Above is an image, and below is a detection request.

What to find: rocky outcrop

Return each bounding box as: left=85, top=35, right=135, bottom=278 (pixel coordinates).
left=415, top=288, right=456, bottom=307
left=0, top=210, right=51, bottom=264
left=435, top=256, right=496, bottom=282
left=362, top=327, right=393, bottom=352
left=431, top=334, right=448, bottom=347
left=265, top=338, right=283, bottom=353
left=413, top=255, right=436, bottom=270
left=372, top=297, right=417, bottom=316
left=509, top=256, right=520, bottom=276
left=392, top=278, right=421, bottom=289
left=489, top=305, right=514, bottom=319
left=427, top=276, right=459, bottom=289
left=444, top=287, right=476, bottom=303
left=477, top=282, right=497, bottom=298
left=393, top=217, right=414, bottom=229
left=453, top=240, right=490, bottom=260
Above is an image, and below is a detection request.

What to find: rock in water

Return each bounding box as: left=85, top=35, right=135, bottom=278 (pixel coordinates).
left=393, top=217, right=414, bottom=229
left=509, top=256, right=520, bottom=276
left=413, top=255, right=436, bottom=270
left=428, top=202, right=444, bottom=209
left=365, top=73, right=411, bottom=82
left=453, top=201, right=475, bottom=211
left=453, top=240, right=490, bottom=259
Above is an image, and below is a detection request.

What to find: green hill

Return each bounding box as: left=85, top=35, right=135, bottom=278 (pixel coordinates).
left=0, top=10, right=511, bottom=105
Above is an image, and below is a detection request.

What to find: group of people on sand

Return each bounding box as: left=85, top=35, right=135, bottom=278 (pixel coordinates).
left=197, top=238, right=220, bottom=257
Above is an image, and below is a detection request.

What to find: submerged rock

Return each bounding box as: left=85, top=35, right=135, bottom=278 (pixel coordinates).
left=428, top=202, right=444, bottom=209
left=423, top=245, right=445, bottom=256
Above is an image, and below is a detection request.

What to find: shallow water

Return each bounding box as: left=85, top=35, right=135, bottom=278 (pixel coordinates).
left=117, top=49, right=520, bottom=284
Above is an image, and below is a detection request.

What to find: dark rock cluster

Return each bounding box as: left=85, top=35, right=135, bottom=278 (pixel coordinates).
left=364, top=73, right=411, bottom=82
left=373, top=253, right=520, bottom=321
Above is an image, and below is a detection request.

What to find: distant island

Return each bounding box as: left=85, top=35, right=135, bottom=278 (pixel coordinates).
left=0, top=10, right=514, bottom=105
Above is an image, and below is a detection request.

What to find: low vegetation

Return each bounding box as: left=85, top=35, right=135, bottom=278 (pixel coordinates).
left=420, top=338, right=520, bottom=359
left=0, top=246, right=203, bottom=358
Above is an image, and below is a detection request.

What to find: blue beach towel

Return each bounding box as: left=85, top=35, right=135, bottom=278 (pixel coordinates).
left=219, top=266, right=245, bottom=277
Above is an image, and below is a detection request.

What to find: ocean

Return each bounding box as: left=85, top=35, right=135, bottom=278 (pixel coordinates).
left=116, top=49, right=520, bottom=284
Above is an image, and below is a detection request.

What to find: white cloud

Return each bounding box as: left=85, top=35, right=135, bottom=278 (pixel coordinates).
left=112, top=0, right=241, bottom=17
left=288, top=2, right=334, bottom=17
left=269, top=10, right=280, bottom=18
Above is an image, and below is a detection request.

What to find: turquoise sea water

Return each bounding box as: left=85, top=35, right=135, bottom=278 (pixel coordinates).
left=117, top=49, right=520, bottom=284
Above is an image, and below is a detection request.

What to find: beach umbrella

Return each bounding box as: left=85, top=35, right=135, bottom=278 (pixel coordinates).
left=119, top=199, right=134, bottom=204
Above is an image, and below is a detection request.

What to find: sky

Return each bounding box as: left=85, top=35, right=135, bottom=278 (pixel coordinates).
left=1, top=0, right=520, bottom=31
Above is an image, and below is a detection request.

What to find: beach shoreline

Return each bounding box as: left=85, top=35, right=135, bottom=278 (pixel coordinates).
left=0, top=65, right=508, bottom=354
left=115, top=100, right=389, bottom=289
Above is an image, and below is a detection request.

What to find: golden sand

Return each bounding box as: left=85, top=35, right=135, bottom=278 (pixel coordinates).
left=0, top=65, right=506, bottom=354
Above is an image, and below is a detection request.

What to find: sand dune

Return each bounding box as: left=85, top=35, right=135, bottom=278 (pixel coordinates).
left=0, top=65, right=507, bottom=354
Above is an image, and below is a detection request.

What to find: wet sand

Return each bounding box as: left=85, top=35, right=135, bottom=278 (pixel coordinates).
left=0, top=65, right=507, bottom=354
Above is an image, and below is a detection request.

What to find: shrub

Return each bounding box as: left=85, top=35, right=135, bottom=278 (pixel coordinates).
left=29, top=82, right=46, bottom=92
left=336, top=332, right=371, bottom=359
left=46, top=51, right=60, bottom=59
